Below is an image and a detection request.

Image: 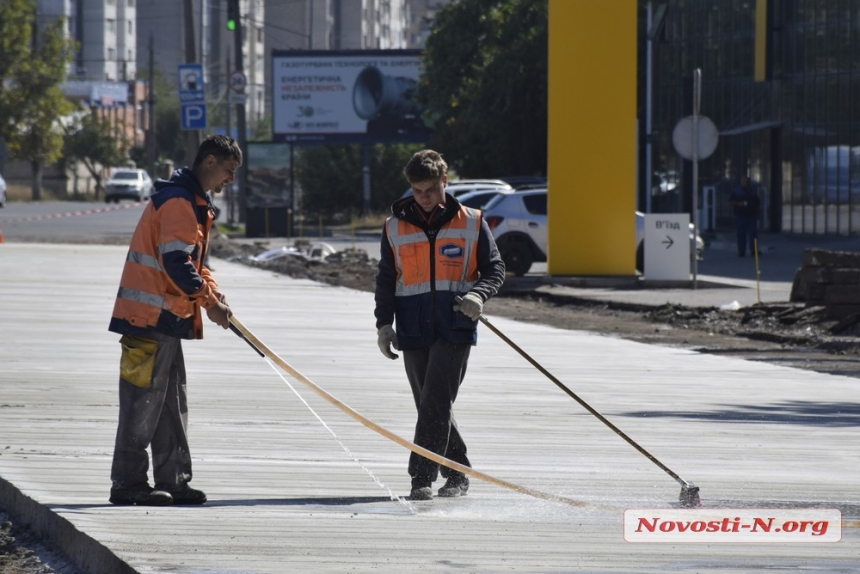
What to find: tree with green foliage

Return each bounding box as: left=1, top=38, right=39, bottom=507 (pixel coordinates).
left=418, top=0, right=547, bottom=179
left=250, top=113, right=273, bottom=142
left=294, top=143, right=423, bottom=220
left=63, top=113, right=130, bottom=199
left=0, top=0, right=76, bottom=199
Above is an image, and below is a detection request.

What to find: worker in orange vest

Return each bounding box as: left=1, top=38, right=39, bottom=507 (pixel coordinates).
left=375, top=150, right=506, bottom=501
left=108, top=135, right=242, bottom=506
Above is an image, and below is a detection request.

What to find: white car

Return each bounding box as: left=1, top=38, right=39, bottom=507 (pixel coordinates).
left=455, top=187, right=515, bottom=210
left=482, top=188, right=704, bottom=276
left=400, top=179, right=513, bottom=199
left=0, top=172, right=6, bottom=208
left=104, top=168, right=154, bottom=203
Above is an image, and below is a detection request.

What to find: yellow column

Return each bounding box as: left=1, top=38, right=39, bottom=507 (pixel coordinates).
left=548, top=0, right=637, bottom=275
left=754, top=0, right=769, bottom=82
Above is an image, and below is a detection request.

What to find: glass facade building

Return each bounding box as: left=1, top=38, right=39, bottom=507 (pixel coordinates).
left=645, top=0, right=860, bottom=235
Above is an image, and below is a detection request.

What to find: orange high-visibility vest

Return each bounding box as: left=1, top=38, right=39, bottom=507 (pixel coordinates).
left=385, top=206, right=482, bottom=347
left=110, top=187, right=219, bottom=340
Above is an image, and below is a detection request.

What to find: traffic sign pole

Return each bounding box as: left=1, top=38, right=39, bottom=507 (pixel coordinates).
left=692, top=68, right=700, bottom=288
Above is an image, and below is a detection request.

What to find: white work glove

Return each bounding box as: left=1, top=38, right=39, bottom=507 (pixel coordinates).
left=377, top=325, right=399, bottom=360
left=454, top=292, right=484, bottom=320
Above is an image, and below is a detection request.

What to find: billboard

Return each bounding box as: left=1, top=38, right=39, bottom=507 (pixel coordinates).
left=272, top=50, right=431, bottom=144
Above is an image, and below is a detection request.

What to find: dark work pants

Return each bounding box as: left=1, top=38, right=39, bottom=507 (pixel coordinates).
left=735, top=215, right=759, bottom=257
left=403, top=337, right=471, bottom=485
left=111, top=331, right=192, bottom=491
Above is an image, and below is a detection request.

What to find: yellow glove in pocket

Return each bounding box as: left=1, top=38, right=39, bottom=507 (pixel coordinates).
left=119, top=335, right=158, bottom=388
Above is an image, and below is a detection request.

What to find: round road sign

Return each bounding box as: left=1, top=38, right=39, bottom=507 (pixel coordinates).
left=672, top=115, right=719, bottom=160
left=229, top=71, right=247, bottom=93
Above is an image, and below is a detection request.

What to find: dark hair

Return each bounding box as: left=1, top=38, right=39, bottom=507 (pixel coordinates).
left=192, top=135, right=243, bottom=168
left=403, top=149, right=447, bottom=183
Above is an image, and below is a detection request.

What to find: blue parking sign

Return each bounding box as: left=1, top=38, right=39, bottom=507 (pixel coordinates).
left=181, top=104, right=207, bottom=130
left=178, top=64, right=205, bottom=104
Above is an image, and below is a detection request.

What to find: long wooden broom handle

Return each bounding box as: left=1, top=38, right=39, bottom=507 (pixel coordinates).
left=229, top=315, right=591, bottom=509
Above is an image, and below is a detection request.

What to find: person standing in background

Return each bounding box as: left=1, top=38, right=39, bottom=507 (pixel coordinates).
left=729, top=175, right=761, bottom=257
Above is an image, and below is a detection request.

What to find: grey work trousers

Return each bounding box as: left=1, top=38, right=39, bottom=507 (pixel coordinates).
left=403, top=337, right=471, bottom=484
left=110, top=331, right=192, bottom=491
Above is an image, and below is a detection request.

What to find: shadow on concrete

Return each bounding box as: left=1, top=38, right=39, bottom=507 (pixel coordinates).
left=623, top=400, right=860, bottom=427
left=48, top=496, right=400, bottom=512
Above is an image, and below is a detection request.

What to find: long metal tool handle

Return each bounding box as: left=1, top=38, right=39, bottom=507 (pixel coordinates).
left=228, top=315, right=598, bottom=509
left=479, top=314, right=693, bottom=489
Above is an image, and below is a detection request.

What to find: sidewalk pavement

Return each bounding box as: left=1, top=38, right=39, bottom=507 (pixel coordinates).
left=0, top=241, right=858, bottom=573
left=253, top=229, right=860, bottom=309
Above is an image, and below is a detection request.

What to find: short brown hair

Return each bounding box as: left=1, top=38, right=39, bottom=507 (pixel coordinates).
left=403, top=149, right=447, bottom=183
left=193, top=135, right=243, bottom=168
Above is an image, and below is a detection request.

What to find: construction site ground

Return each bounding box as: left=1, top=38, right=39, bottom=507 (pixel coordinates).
left=1, top=229, right=859, bottom=573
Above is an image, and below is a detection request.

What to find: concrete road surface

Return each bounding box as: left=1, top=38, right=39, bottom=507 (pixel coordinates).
left=0, top=243, right=857, bottom=573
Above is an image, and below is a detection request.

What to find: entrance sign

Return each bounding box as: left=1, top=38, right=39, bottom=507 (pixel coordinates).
left=644, top=213, right=690, bottom=280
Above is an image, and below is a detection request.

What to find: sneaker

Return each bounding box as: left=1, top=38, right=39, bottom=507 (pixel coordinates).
left=109, top=485, right=173, bottom=506
left=162, top=485, right=207, bottom=505
left=437, top=475, right=469, bottom=498
left=409, top=486, right=433, bottom=501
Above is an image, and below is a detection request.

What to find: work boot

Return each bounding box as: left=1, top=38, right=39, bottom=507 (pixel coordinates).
left=409, top=478, right=433, bottom=501
left=109, top=484, right=173, bottom=506
left=161, top=485, right=207, bottom=505
left=409, top=486, right=433, bottom=501
left=438, top=475, right=469, bottom=498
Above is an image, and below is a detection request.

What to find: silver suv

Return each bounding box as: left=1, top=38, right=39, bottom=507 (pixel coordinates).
left=482, top=188, right=704, bottom=276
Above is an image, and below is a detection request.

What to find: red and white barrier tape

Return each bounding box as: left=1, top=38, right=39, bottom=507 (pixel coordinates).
left=1, top=201, right=145, bottom=224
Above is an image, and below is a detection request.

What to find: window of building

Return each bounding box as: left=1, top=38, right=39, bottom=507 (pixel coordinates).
left=107, top=19, right=115, bottom=33
left=128, top=20, right=133, bottom=34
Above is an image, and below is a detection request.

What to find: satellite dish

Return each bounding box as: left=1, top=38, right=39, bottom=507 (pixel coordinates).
left=672, top=115, right=719, bottom=160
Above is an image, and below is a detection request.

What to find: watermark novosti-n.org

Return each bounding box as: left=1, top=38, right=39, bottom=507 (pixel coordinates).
left=624, top=509, right=841, bottom=543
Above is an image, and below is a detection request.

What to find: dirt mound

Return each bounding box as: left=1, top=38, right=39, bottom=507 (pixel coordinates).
left=210, top=232, right=860, bottom=376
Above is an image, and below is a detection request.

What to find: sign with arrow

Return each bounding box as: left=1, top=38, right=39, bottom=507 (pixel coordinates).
left=643, top=213, right=690, bottom=280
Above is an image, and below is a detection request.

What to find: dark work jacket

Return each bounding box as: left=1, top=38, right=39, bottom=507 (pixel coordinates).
left=374, top=193, right=506, bottom=349
left=109, top=168, right=220, bottom=340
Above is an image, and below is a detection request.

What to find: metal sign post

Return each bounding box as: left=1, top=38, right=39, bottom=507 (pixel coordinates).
left=672, top=69, right=719, bottom=289
left=692, top=68, right=700, bottom=289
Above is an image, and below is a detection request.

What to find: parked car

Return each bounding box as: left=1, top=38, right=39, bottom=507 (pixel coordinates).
left=104, top=168, right=154, bottom=203
left=500, top=175, right=548, bottom=188
left=0, top=172, right=6, bottom=208
left=455, top=187, right=515, bottom=210
left=400, top=179, right=513, bottom=199
left=483, top=188, right=549, bottom=276
left=482, top=188, right=704, bottom=276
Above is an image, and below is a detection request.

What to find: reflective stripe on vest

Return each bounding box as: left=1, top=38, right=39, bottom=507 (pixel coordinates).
left=159, top=240, right=195, bottom=255
left=386, top=206, right=481, bottom=297
left=117, top=285, right=165, bottom=310
left=127, top=250, right=163, bottom=272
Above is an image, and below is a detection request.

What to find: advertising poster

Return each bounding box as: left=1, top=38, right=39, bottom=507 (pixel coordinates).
left=246, top=143, right=291, bottom=209
left=272, top=49, right=431, bottom=144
